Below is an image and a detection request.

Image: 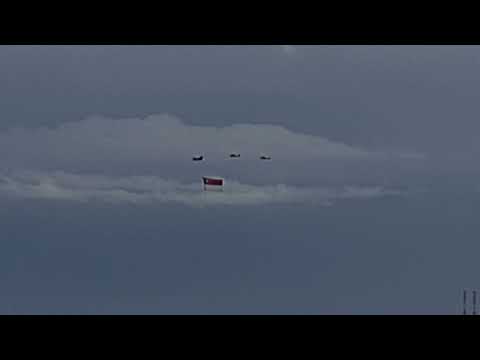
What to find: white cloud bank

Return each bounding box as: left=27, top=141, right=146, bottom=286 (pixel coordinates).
left=0, top=114, right=422, bottom=169
left=0, top=114, right=424, bottom=202
left=0, top=171, right=404, bottom=207
left=280, top=45, right=297, bottom=55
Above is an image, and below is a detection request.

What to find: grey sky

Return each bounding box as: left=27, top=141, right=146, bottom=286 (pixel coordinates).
left=1, top=45, right=479, bottom=314
left=2, top=45, right=480, bottom=156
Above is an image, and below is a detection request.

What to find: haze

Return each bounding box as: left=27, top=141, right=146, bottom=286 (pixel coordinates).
left=1, top=45, right=478, bottom=314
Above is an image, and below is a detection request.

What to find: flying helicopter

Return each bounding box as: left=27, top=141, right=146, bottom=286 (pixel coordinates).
left=229, top=153, right=241, bottom=158
left=192, top=155, right=204, bottom=161
left=260, top=155, right=272, bottom=160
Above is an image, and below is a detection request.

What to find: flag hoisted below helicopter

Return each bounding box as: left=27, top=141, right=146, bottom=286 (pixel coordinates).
left=202, top=177, right=224, bottom=191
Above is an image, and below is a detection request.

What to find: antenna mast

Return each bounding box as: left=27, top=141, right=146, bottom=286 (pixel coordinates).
left=473, top=290, right=477, bottom=316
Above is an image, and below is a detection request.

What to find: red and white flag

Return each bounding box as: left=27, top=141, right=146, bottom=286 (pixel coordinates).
left=202, top=177, right=224, bottom=191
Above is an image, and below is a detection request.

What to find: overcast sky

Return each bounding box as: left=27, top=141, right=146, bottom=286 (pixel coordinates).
left=1, top=45, right=479, bottom=314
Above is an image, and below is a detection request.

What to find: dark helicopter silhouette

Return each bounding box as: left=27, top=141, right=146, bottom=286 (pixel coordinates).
left=260, top=155, right=272, bottom=160
left=229, top=153, right=241, bottom=158
left=192, top=155, right=204, bottom=161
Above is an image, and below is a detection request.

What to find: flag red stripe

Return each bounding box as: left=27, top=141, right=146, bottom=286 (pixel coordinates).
left=203, top=178, right=223, bottom=186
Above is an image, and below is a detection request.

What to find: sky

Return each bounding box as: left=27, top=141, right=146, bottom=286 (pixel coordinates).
left=1, top=45, right=480, bottom=314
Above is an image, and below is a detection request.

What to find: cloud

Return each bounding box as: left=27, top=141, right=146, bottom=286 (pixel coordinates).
left=0, top=113, right=412, bottom=167
left=0, top=114, right=425, bottom=187
left=0, top=171, right=404, bottom=207
left=280, top=45, right=297, bottom=55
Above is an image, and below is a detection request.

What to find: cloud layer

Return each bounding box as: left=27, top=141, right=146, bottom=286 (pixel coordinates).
left=0, top=114, right=425, bottom=200
left=0, top=171, right=404, bottom=207
left=0, top=113, right=379, bottom=163
left=280, top=45, right=297, bottom=55
left=0, top=114, right=423, bottom=173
